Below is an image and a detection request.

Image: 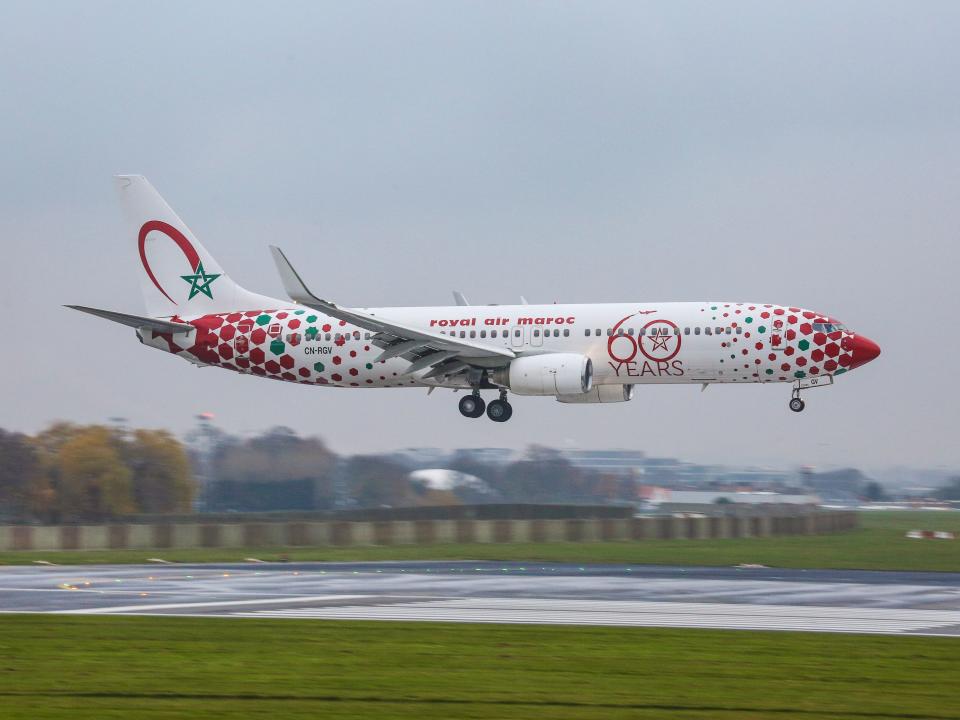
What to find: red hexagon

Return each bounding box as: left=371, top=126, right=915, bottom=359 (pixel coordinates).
left=768, top=353, right=776, bottom=361
left=219, top=324, right=236, bottom=341
left=799, top=323, right=813, bottom=335
left=281, top=372, right=296, bottom=381
left=838, top=354, right=852, bottom=367
left=227, top=313, right=243, bottom=323
left=249, top=348, right=265, bottom=365
left=322, top=324, right=332, bottom=332
left=332, top=356, right=342, bottom=365
left=277, top=312, right=289, bottom=319
left=813, top=332, right=827, bottom=346
left=298, top=368, right=310, bottom=378
left=251, top=366, right=266, bottom=376
left=265, top=360, right=281, bottom=374
left=809, top=366, right=819, bottom=374
left=349, top=350, right=357, bottom=358
left=288, top=319, right=301, bottom=329
left=279, top=354, right=295, bottom=370
left=349, top=368, right=359, bottom=376
left=784, top=346, right=795, bottom=356
left=787, top=315, right=797, bottom=324
left=811, top=349, right=825, bottom=362
left=796, top=356, right=807, bottom=367
left=755, top=342, right=764, bottom=350
left=774, top=308, right=785, bottom=315
left=331, top=373, right=342, bottom=382
left=824, top=342, right=840, bottom=358
left=824, top=359, right=838, bottom=372
left=802, top=311, right=816, bottom=319
left=781, top=363, right=791, bottom=371
left=218, top=343, right=233, bottom=360
left=786, top=329, right=796, bottom=341
left=235, top=357, right=250, bottom=369
left=251, top=328, right=267, bottom=345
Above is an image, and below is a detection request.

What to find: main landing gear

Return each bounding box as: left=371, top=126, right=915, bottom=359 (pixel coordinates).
left=459, top=389, right=513, bottom=422
left=789, top=387, right=806, bottom=413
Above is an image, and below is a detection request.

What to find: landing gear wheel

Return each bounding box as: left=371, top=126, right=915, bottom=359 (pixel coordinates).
left=789, top=397, right=805, bottom=413
left=458, top=394, right=486, bottom=418
left=486, top=399, right=513, bottom=422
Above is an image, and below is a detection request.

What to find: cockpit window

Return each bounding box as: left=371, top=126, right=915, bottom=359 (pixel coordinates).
left=813, top=322, right=848, bottom=333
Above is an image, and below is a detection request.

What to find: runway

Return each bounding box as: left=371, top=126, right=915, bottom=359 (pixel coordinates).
left=2, top=561, right=959, bottom=636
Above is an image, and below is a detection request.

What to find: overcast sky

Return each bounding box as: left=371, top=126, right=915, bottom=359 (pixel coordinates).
left=1, top=1, right=957, bottom=471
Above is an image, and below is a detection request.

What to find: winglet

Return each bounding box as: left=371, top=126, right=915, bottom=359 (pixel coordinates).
left=453, top=291, right=470, bottom=306
left=270, top=246, right=324, bottom=306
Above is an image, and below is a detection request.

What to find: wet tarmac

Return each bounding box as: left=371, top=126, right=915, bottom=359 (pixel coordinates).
left=2, top=561, right=958, bottom=636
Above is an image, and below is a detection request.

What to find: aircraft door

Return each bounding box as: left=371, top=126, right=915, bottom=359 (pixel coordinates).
left=510, top=326, right=524, bottom=348
left=530, top=327, right=544, bottom=347
left=235, top=321, right=252, bottom=357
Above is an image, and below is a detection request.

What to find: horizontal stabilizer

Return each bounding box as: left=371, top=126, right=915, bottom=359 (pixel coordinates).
left=65, top=305, right=195, bottom=335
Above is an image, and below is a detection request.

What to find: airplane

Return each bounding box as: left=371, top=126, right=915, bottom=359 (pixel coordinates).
left=69, top=176, right=880, bottom=422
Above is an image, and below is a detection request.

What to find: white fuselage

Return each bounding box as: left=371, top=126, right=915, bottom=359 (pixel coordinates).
left=143, top=300, right=867, bottom=391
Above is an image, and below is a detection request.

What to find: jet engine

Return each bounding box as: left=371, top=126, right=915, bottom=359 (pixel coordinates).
left=490, top=354, right=593, bottom=396
left=556, top=384, right=634, bottom=404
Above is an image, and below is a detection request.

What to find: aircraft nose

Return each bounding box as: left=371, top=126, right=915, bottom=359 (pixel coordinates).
left=847, top=334, right=881, bottom=369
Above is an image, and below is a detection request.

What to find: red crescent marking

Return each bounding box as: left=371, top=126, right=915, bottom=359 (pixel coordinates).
left=138, top=220, right=201, bottom=304
left=639, top=319, right=681, bottom=362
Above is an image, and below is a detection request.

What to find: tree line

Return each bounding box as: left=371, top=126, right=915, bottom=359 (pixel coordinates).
left=0, top=424, right=193, bottom=522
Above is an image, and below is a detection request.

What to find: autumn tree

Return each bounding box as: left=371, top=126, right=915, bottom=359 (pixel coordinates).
left=0, top=430, right=40, bottom=520
left=56, top=426, right=135, bottom=519
left=126, top=429, right=195, bottom=513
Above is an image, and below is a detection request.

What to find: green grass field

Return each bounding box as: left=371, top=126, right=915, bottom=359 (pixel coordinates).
left=2, top=511, right=958, bottom=571
left=0, top=615, right=957, bottom=719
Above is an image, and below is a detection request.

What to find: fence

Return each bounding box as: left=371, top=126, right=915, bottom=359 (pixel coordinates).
left=0, top=511, right=857, bottom=552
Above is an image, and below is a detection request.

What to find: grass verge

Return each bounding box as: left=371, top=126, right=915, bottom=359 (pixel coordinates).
left=0, top=615, right=957, bottom=719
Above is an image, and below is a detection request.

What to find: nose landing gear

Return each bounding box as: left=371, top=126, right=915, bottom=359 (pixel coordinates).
left=789, top=396, right=806, bottom=413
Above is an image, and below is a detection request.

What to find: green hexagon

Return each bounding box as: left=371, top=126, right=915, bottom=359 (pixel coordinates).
left=794, top=370, right=806, bottom=379
left=313, top=361, right=325, bottom=372
left=365, top=363, right=373, bottom=370
left=256, top=314, right=271, bottom=326
left=835, top=368, right=847, bottom=376
left=744, top=317, right=753, bottom=323
left=765, top=369, right=774, bottom=375
left=270, top=339, right=285, bottom=356
left=294, top=309, right=305, bottom=315
left=798, top=339, right=810, bottom=351
left=757, top=325, right=766, bottom=333
left=307, top=315, right=317, bottom=323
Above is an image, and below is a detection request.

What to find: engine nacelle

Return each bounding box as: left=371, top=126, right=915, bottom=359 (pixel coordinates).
left=491, top=353, right=593, bottom=396
left=556, top=384, right=634, bottom=404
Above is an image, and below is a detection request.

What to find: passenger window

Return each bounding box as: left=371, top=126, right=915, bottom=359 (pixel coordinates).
left=584, top=329, right=591, bottom=337
left=353, top=331, right=360, bottom=340
left=480, top=330, right=487, bottom=338
left=606, top=329, right=613, bottom=336
left=514, top=329, right=521, bottom=337
left=460, top=330, right=466, bottom=338
left=491, top=330, right=498, bottom=338
left=595, top=329, right=601, bottom=336
left=736, top=327, right=742, bottom=335
left=533, top=329, right=540, bottom=337
left=470, top=330, right=476, bottom=338
left=684, top=327, right=690, bottom=335
left=325, top=333, right=331, bottom=341
left=627, top=328, right=635, bottom=336
left=563, top=329, right=570, bottom=337
left=705, top=327, right=712, bottom=335
left=554, top=329, right=560, bottom=337
left=674, top=327, right=681, bottom=335
left=726, top=328, right=732, bottom=335
left=695, top=327, right=701, bottom=335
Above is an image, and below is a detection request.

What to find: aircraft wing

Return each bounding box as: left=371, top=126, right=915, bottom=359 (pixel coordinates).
left=270, top=247, right=515, bottom=377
